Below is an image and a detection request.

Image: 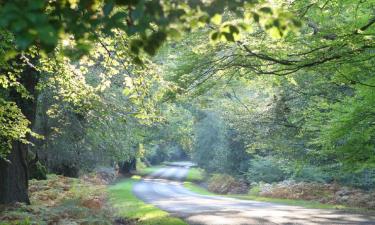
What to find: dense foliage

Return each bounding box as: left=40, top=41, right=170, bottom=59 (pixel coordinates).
left=157, top=0, right=375, bottom=188
left=0, top=0, right=374, bottom=204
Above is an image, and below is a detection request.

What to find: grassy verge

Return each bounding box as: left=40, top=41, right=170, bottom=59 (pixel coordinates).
left=135, top=165, right=353, bottom=211
left=229, top=194, right=348, bottom=209
left=133, top=166, right=163, bottom=177
left=185, top=167, right=205, bottom=183
left=184, top=180, right=357, bottom=210
left=109, top=176, right=187, bottom=225
left=183, top=182, right=213, bottom=196
left=182, top=168, right=371, bottom=212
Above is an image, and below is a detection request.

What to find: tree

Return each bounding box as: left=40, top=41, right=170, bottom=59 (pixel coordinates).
left=0, top=52, right=39, bottom=204
left=0, top=0, right=297, bottom=204
left=157, top=0, right=375, bottom=186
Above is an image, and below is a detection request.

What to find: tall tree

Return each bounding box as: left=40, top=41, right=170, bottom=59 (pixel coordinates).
left=0, top=0, right=304, bottom=203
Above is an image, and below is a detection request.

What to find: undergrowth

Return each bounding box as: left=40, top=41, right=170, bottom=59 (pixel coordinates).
left=0, top=174, right=114, bottom=225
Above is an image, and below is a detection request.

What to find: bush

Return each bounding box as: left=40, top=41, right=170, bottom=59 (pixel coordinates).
left=331, top=168, right=375, bottom=190
left=207, top=174, right=248, bottom=194
left=257, top=181, right=333, bottom=201
left=292, top=165, right=329, bottom=183
left=248, top=184, right=261, bottom=196
left=29, top=161, right=48, bottom=180
left=246, top=157, right=286, bottom=183
left=145, top=145, right=168, bottom=165
left=51, top=162, right=80, bottom=177
left=253, top=180, right=375, bottom=209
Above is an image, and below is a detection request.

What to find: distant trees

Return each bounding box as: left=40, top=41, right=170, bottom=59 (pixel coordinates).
left=193, top=111, right=229, bottom=173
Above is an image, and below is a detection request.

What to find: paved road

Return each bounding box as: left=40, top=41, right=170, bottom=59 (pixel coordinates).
left=133, top=162, right=375, bottom=225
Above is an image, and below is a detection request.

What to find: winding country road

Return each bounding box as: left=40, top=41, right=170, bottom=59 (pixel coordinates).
left=133, top=162, right=375, bottom=225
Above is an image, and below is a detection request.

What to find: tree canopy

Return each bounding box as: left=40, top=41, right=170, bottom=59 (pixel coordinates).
left=0, top=0, right=374, bottom=204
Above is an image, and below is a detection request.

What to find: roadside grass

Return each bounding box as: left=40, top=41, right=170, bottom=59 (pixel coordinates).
left=183, top=180, right=357, bottom=210
left=134, top=165, right=366, bottom=212
left=182, top=168, right=374, bottom=213
left=109, top=177, right=187, bottom=225
left=133, top=166, right=163, bottom=177
left=183, top=182, right=213, bottom=196
left=134, top=164, right=205, bottom=182
left=228, top=194, right=347, bottom=210
left=185, top=167, right=205, bottom=183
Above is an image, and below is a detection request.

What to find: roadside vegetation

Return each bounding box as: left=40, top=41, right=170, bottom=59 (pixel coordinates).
left=0, top=169, right=187, bottom=225
left=109, top=177, right=187, bottom=225
left=135, top=164, right=372, bottom=211
left=0, top=173, right=115, bottom=224
left=133, top=166, right=163, bottom=178
left=186, top=168, right=206, bottom=183
left=183, top=168, right=375, bottom=212
left=0, top=0, right=374, bottom=222
left=187, top=181, right=351, bottom=210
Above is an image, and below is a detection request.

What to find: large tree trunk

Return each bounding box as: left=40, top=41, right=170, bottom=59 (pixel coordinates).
left=0, top=143, right=30, bottom=204
left=0, top=60, right=39, bottom=204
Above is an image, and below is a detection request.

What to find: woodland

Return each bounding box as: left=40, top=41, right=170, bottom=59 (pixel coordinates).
left=0, top=0, right=374, bottom=222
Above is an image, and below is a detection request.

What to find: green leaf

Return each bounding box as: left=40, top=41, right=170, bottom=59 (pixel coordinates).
left=16, top=33, right=34, bottom=50
left=253, top=13, right=260, bottom=22
left=210, top=31, right=220, bottom=41
left=259, top=7, right=272, bottom=14
left=222, top=32, right=235, bottom=42
left=115, top=0, right=140, bottom=5
left=210, top=14, right=222, bottom=25
left=37, top=25, right=57, bottom=46
left=228, top=25, right=240, bottom=34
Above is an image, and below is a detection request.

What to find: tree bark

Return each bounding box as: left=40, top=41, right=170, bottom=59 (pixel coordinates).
left=0, top=142, right=30, bottom=204
left=0, top=59, right=39, bottom=204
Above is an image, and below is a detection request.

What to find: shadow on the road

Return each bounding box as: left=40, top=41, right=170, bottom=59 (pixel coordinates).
left=181, top=207, right=375, bottom=225
left=134, top=165, right=375, bottom=225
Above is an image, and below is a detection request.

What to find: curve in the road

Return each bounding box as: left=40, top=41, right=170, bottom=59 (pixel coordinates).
left=133, top=163, right=375, bottom=225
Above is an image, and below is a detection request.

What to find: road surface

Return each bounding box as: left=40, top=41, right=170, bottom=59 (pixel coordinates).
left=133, top=162, right=375, bottom=225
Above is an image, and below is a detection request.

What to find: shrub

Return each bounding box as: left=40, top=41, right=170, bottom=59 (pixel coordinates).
left=207, top=174, right=248, bottom=194
left=248, top=184, right=261, bottom=196
left=292, top=165, right=329, bottom=183
left=258, top=181, right=333, bottom=200
left=246, top=157, right=287, bottom=183
left=29, top=161, right=48, bottom=180
left=331, top=168, right=375, bottom=190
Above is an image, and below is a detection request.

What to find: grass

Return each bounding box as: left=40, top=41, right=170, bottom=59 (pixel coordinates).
left=185, top=167, right=205, bottom=183
left=133, top=166, right=163, bottom=177
left=183, top=181, right=355, bottom=210
left=183, top=182, right=213, bottom=196
left=228, top=194, right=347, bottom=209
left=227, top=193, right=375, bottom=214
left=182, top=168, right=371, bottom=212
left=108, top=176, right=187, bottom=225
